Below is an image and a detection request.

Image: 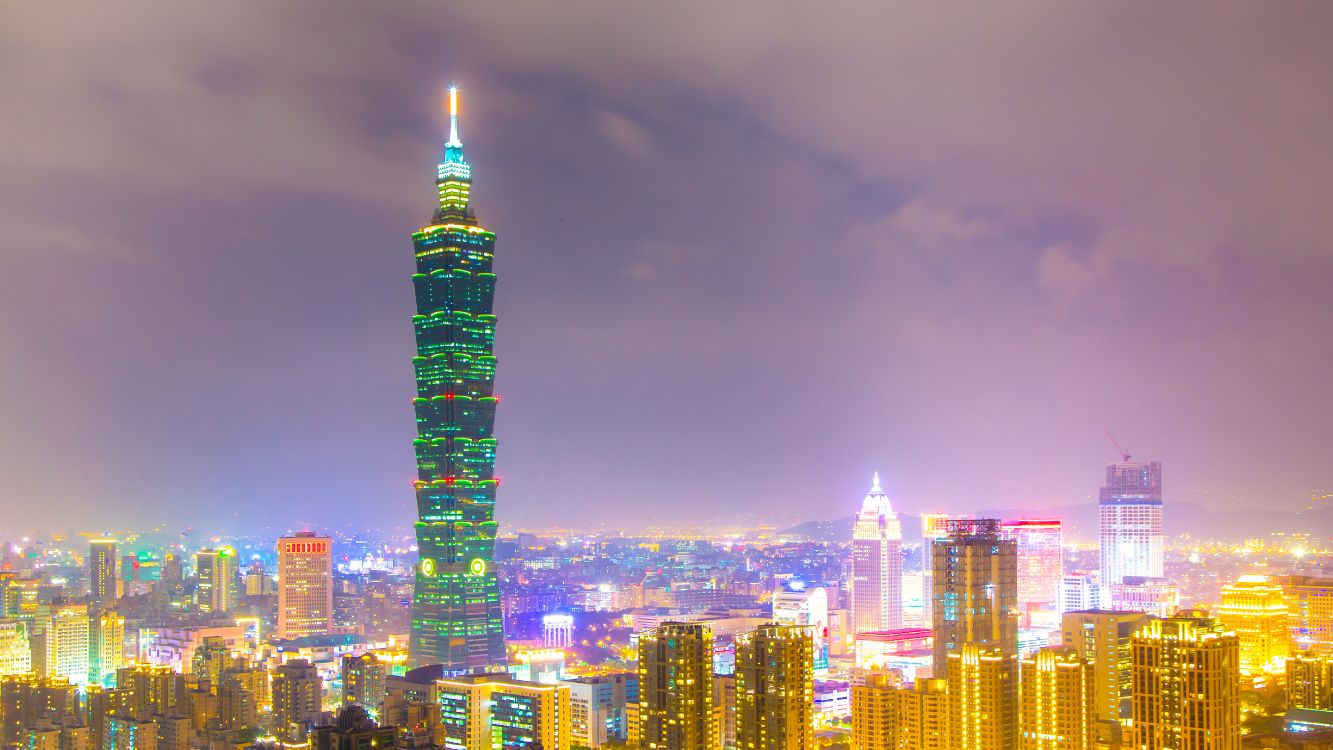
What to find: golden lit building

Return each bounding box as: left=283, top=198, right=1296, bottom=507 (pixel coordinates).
left=1060, top=610, right=1148, bottom=729
left=850, top=672, right=897, bottom=750
left=1287, top=653, right=1333, bottom=710
left=194, top=548, right=238, bottom=615
left=105, top=717, right=157, bottom=750
left=44, top=606, right=90, bottom=685
left=896, top=678, right=949, bottom=750
left=735, top=624, right=813, bottom=750
left=0, top=619, right=31, bottom=676
left=947, top=644, right=1017, bottom=750
left=1277, top=576, right=1333, bottom=655
left=714, top=674, right=736, bottom=750
left=88, top=540, right=118, bottom=610
left=1130, top=616, right=1240, bottom=750
left=1019, top=647, right=1095, bottom=750
left=340, top=653, right=387, bottom=710
left=637, top=622, right=715, bottom=750
left=1216, top=575, right=1289, bottom=676
left=276, top=533, right=333, bottom=639
left=272, top=659, right=323, bottom=743
left=436, top=673, right=571, bottom=750
left=90, top=610, right=126, bottom=685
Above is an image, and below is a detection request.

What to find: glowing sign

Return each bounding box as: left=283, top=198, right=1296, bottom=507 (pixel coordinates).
left=420, top=558, right=436, bottom=577
left=468, top=558, right=486, bottom=576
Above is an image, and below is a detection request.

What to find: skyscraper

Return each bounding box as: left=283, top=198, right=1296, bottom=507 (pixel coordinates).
left=1060, top=610, right=1148, bottom=730
left=88, top=540, right=117, bottom=610
left=1019, top=647, right=1095, bottom=750
left=637, top=622, right=716, bottom=750
left=931, top=518, right=1018, bottom=674
left=277, top=533, right=333, bottom=640
left=1098, top=460, right=1163, bottom=586
left=1130, top=616, right=1240, bottom=750
left=195, top=547, right=237, bottom=615
left=895, top=678, right=950, bottom=750
left=406, top=87, right=506, bottom=671
left=850, top=473, right=902, bottom=634
left=90, top=611, right=125, bottom=686
left=1000, top=520, right=1063, bottom=611
left=850, top=672, right=897, bottom=750
left=734, top=624, right=814, bottom=750
left=43, top=606, right=90, bottom=685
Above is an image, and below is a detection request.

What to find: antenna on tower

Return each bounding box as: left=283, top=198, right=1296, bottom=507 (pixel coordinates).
left=1103, top=427, right=1131, bottom=462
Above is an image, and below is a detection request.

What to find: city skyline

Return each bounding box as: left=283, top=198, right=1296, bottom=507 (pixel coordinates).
left=4, top=5, right=1333, bottom=534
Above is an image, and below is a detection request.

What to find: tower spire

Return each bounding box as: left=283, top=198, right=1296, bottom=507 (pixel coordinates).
left=447, top=86, right=462, bottom=148
left=871, top=472, right=882, bottom=493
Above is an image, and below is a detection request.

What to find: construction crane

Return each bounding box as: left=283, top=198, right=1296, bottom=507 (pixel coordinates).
left=1103, top=427, right=1131, bottom=462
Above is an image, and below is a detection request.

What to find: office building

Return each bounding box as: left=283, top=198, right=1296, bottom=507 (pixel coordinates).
left=1217, top=574, right=1289, bottom=676
left=1130, top=616, right=1240, bottom=750
left=0, top=620, right=31, bottom=676
left=88, top=540, right=118, bottom=610
left=563, top=673, right=637, bottom=748
left=90, top=611, right=125, bottom=685
left=850, top=672, right=897, bottom=750
left=931, top=518, right=1018, bottom=674
left=194, top=547, right=237, bottom=615
left=1060, top=574, right=1103, bottom=614
left=1108, top=577, right=1178, bottom=618
left=1060, top=610, right=1148, bottom=728
left=277, top=532, right=333, bottom=640
left=637, top=622, right=715, bottom=750
left=1287, top=654, right=1333, bottom=710
left=735, top=624, right=814, bottom=750
left=405, top=87, right=507, bottom=671
left=272, top=659, right=323, bottom=743
left=771, top=583, right=830, bottom=671
left=1001, top=520, right=1063, bottom=610
left=1098, top=460, right=1163, bottom=586
left=340, top=653, right=387, bottom=710
left=43, top=606, right=89, bottom=685
left=947, top=644, right=1018, bottom=750
left=851, top=474, right=903, bottom=635
left=437, top=673, right=570, bottom=750
left=1019, top=647, right=1095, bottom=750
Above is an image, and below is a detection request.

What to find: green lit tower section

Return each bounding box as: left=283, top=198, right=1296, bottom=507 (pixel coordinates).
left=408, top=87, right=506, bottom=671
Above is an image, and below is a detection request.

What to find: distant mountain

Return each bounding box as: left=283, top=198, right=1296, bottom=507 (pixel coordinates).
left=781, top=502, right=1327, bottom=543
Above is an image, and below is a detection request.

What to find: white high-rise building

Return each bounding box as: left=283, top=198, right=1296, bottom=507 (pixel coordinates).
left=850, top=473, right=902, bottom=634
left=772, top=582, right=830, bottom=671
left=1098, top=460, right=1164, bottom=586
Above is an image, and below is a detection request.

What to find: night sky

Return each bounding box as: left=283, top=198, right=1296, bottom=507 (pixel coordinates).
left=3, top=4, right=1332, bottom=535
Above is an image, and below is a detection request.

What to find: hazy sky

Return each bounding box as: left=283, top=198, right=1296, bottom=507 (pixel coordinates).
left=3, top=3, right=1332, bottom=535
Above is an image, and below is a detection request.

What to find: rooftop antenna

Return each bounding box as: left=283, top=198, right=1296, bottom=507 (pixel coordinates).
left=1103, top=427, right=1131, bottom=462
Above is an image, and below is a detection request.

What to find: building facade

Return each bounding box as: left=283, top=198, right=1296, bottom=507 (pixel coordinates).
left=734, top=624, right=814, bottom=750
left=88, top=540, right=117, bottom=610
left=1019, top=647, right=1095, bottom=750
left=1217, top=575, right=1289, bottom=676
left=931, top=519, right=1018, bottom=674
left=1060, top=610, right=1148, bottom=729
left=277, top=533, right=333, bottom=640
left=1130, top=616, right=1241, bottom=750
left=406, top=87, right=506, bottom=671
left=637, top=622, right=716, bottom=750
left=947, top=644, right=1018, bottom=750
left=1001, top=520, right=1063, bottom=611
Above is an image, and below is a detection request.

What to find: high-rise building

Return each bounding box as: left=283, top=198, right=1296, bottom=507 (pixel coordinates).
left=1278, top=576, right=1333, bottom=655
left=340, top=653, right=387, bottom=711
left=272, top=659, right=323, bottom=743
left=1098, top=460, right=1163, bottom=586
left=1107, top=577, right=1178, bottom=618
left=90, top=611, right=125, bottom=685
left=851, top=474, right=903, bottom=636
left=1059, top=574, right=1103, bottom=614
left=437, top=673, right=571, bottom=750
left=896, top=678, right=949, bottom=750
left=1217, top=574, right=1289, bottom=676
left=43, top=606, right=90, bottom=685
left=714, top=674, right=736, bottom=750
left=734, top=624, right=814, bottom=750
left=277, top=533, right=332, bottom=640
left=406, top=87, right=506, bottom=672
left=194, top=547, right=237, bottom=615
left=850, top=672, right=897, bottom=750
left=0, top=620, right=31, bottom=676
left=1287, top=653, right=1333, bottom=710
left=105, top=718, right=157, bottom=750
left=947, top=644, right=1018, bottom=750
left=1019, top=647, right=1095, bottom=750
left=931, top=518, right=1018, bottom=674
left=1001, top=520, right=1063, bottom=610
left=1060, top=610, right=1148, bottom=729
left=562, top=673, right=637, bottom=748
left=771, top=584, right=829, bottom=672
left=637, top=622, right=715, bottom=750
left=1130, top=616, right=1241, bottom=750
left=88, top=540, right=118, bottom=610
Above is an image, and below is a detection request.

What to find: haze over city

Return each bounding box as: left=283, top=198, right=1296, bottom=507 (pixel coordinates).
left=4, top=4, right=1333, bottom=537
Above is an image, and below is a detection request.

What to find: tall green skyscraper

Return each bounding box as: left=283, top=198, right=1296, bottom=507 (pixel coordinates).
left=407, top=88, right=505, bottom=670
